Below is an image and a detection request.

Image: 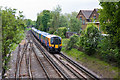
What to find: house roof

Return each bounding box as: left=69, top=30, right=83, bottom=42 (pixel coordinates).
left=81, top=10, right=93, bottom=19
left=77, top=10, right=93, bottom=19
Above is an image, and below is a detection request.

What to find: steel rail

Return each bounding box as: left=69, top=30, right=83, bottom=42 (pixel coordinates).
left=53, top=54, right=87, bottom=79
left=35, top=44, right=63, bottom=78
left=60, top=52, right=101, bottom=80
left=32, top=46, right=50, bottom=79
left=29, top=42, right=33, bottom=79
left=15, top=43, right=28, bottom=78
left=30, top=30, right=101, bottom=80
left=25, top=41, right=33, bottom=79
left=30, top=31, right=69, bottom=79
left=15, top=38, right=33, bottom=79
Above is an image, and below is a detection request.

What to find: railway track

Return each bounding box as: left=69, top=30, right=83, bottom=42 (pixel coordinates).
left=29, top=30, right=100, bottom=79
left=60, top=52, right=101, bottom=79
left=15, top=32, right=63, bottom=79
left=29, top=31, right=69, bottom=79
left=53, top=54, right=101, bottom=79
left=15, top=38, right=32, bottom=79
left=32, top=43, right=63, bottom=79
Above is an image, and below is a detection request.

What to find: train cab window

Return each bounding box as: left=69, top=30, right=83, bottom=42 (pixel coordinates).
left=51, top=37, right=61, bottom=44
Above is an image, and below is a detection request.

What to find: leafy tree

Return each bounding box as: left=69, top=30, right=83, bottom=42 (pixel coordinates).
left=66, top=34, right=79, bottom=50
left=36, top=12, right=43, bottom=30
left=98, top=2, right=120, bottom=66
left=0, top=7, right=2, bottom=74
left=69, top=16, right=82, bottom=33
left=97, top=36, right=120, bottom=63
left=59, top=14, right=68, bottom=27
left=79, top=24, right=101, bottom=55
left=49, top=5, right=62, bottom=31
left=2, top=7, right=25, bottom=77
left=25, top=19, right=35, bottom=27
left=42, top=10, right=51, bottom=32
left=54, top=27, right=67, bottom=38
left=36, top=10, right=51, bottom=32
left=99, top=2, right=120, bottom=50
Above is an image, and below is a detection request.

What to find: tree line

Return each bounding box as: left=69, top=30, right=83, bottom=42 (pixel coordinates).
left=36, top=5, right=82, bottom=34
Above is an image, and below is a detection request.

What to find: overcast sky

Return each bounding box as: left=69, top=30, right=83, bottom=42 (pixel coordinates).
left=0, top=0, right=101, bottom=21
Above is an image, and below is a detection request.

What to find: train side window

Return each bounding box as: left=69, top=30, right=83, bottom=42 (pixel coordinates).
left=47, top=39, right=48, bottom=43
left=51, top=38, right=54, bottom=44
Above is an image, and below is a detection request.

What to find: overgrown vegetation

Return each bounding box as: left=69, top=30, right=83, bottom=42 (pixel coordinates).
left=66, top=34, right=79, bottom=50
left=61, top=40, right=119, bottom=78
left=63, top=2, right=120, bottom=68
left=65, top=23, right=119, bottom=67
left=99, top=2, right=120, bottom=66
left=97, top=36, right=120, bottom=66
left=2, top=7, right=25, bottom=77
left=54, top=27, right=67, bottom=38
left=79, top=24, right=101, bottom=55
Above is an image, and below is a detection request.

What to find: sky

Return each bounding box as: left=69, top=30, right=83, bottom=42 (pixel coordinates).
left=0, top=0, right=101, bottom=21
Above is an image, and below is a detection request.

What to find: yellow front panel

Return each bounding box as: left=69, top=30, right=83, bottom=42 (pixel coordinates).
left=55, top=45, right=58, bottom=48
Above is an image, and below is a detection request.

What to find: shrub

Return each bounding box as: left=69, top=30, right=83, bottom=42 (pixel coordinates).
left=97, top=36, right=120, bottom=66
left=66, top=34, right=79, bottom=50
left=79, top=24, right=101, bottom=55
left=48, top=29, right=55, bottom=34
left=54, top=27, right=67, bottom=38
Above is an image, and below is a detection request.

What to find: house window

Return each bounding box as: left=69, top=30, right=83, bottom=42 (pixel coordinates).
left=93, top=16, right=96, bottom=20
left=80, top=16, right=82, bottom=22
left=93, top=16, right=96, bottom=22
left=83, top=20, right=85, bottom=25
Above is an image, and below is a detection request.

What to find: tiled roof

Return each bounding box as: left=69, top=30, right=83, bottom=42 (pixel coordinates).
left=81, top=10, right=93, bottom=19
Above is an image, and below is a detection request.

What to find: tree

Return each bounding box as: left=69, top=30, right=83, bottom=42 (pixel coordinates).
left=42, top=10, right=51, bottom=32
left=79, top=24, right=101, bottom=55
left=49, top=5, right=62, bottom=31
left=25, top=19, right=35, bottom=27
left=36, top=10, right=51, bottom=32
left=54, top=27, right=67, bottom=38
left=66, top=34, right=79, bottom=50
left=99, top=2, right=120, bottom=66
left=2, top=7, right=25, bottom=77
left=36, top=12, right=43, bottom=30
left=59, top=14, right=68, bottom=27
left=99, top=2, right=120, bottom=49
left=69, top=16, right=82, bottom=33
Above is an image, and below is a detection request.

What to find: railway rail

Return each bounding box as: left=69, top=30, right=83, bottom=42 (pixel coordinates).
left=15, top=32, right=64, bottom=79
left=60, top=52, right=101, bottom=79
left=29, top=31, right=69, bottom=79
left=32, top=43, right=63, bottom=79
left=29, top=30, right=101, bottom=79
left=15, top=37, right=32, bottom=79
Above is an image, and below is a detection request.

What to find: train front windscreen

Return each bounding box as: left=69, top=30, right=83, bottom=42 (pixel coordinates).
left=51, top=37, right=61, bottom=45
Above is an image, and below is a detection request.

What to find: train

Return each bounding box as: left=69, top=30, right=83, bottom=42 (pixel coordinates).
left=31, top=27, right=62, bottom=53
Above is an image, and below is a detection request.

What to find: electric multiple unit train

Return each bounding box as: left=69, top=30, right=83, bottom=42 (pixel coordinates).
left=31, top=27, right=62, bottom=53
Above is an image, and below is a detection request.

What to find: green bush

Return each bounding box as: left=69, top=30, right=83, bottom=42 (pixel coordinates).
left=49, top=29, right=55, bottom=34
left=54, top=27, right=67, bottom=38
left=66, top=34, right=79, bottom=50
left=79, top=24, right=101, bottom=55
left=97, top=36, right=120, bottom=66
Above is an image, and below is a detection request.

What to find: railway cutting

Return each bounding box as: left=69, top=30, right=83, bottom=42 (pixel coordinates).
left=7, top=31, right=100, bottom=80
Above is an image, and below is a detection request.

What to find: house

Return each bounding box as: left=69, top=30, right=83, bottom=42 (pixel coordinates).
left=76, top=9, right=100, bottom=30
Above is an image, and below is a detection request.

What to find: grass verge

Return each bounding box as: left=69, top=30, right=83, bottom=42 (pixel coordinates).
left=62, top=38, right=120, bottom=78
